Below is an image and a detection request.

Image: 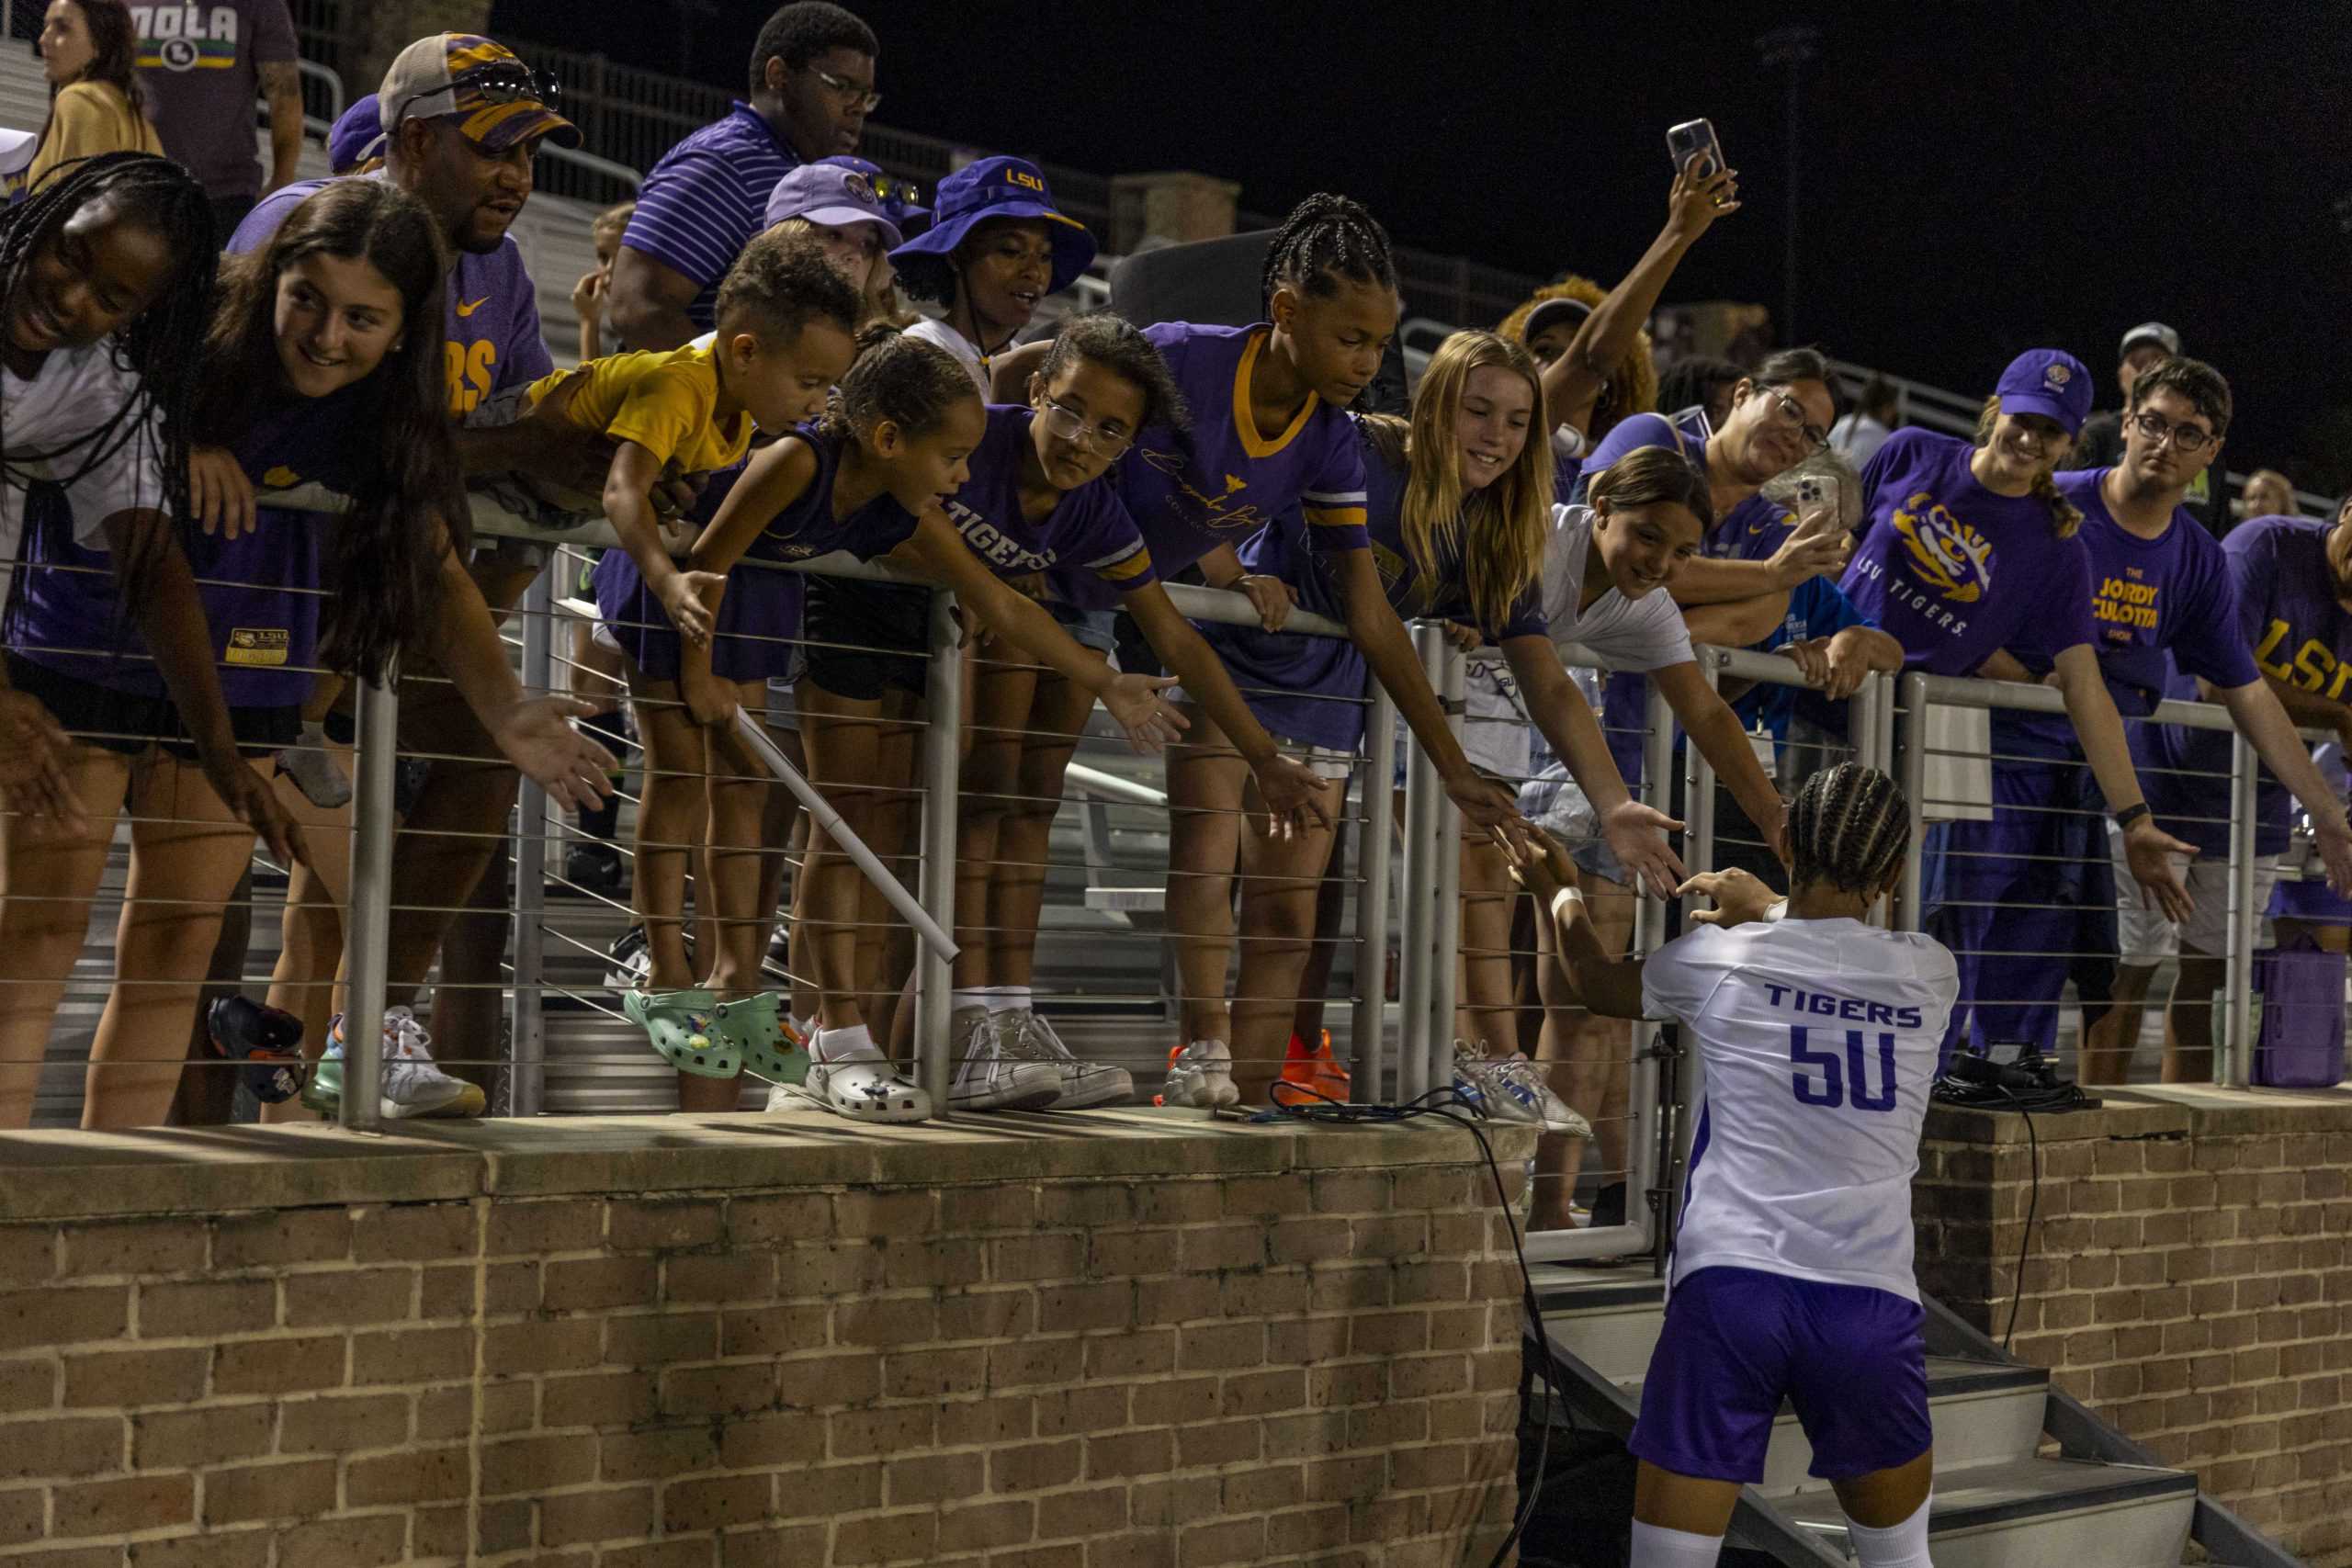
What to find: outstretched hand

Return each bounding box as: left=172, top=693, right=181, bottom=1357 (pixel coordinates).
left=2122, top=816, right=2197, bottom=925
left=1680, top=867, right=1781, bottom=928
left=1103, top=673, right=1188, bottom=754
left=1251, top=752, right=1333, bottom=840
left=488, top=694, right=619, bottom=812
left=1495, top=823, right=1579, bottom=903
left=1600, top=797, right=1688, bottom=899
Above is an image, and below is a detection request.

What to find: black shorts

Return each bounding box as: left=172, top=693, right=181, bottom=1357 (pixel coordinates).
left=6, top=651, right=298, bottom=761
left=801, top=575, right=932, bottom=701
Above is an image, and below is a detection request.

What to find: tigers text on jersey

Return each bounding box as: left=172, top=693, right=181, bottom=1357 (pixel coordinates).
left=1641, top=916, right=1960, bottom=1303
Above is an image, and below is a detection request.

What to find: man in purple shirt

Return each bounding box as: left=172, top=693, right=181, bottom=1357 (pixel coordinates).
left=606, top=2, right=878, bottom=352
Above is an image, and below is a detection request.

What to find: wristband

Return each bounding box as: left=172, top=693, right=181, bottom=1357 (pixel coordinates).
left=1765, top=897, right=1789, bottom=923
left=2115, top=802, right=2152, bottom=832
left=1550, top=886, right=1585, bottom=924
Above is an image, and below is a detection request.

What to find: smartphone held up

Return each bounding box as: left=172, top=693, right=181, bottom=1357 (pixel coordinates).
left=1668, top=118, right=1725, bottom=177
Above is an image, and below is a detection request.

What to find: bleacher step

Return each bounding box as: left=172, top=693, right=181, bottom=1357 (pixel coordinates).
left=1770, top=1455, right=2196, bottom=1568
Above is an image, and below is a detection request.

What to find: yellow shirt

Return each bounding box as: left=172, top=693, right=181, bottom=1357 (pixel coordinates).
left=523, top=334, right=755, bottom=477
left=26, top=82, right=164, bottom=195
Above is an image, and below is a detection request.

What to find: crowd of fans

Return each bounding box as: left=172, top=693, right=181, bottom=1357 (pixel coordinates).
left=2, top=3, right=2349, bottom=1236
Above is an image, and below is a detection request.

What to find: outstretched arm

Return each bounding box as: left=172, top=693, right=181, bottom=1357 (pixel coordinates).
left=1653, top=660, right=1787, bottom=858
left=2052, top=642, right=2195, bottom=922
left=2214, top=676, right=2352, bottom=895
left=1504, top=634, right=1685, bottom=898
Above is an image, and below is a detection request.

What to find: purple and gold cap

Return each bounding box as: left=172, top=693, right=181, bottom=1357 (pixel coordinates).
left=378, top=35, right=579, bottom=153
left=1994, top=349, right=2093, bottom=436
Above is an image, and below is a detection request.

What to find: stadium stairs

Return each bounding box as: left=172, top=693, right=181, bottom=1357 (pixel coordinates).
left=1529, top=1259, right=2304, bottom=1567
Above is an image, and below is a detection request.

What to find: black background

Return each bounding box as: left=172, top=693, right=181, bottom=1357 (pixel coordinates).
left=489, top=0, right=2352, bottom=495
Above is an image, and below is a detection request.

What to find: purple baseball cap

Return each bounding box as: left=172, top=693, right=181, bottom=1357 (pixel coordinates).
left=763, top=163, right=903, bottom=249
left=819, top=155, right=930, bottom=233
left=328, top=95, right=385, bottom=175
left=1994, top=348, right=2093, bottom=436
left=888, top=155, right=1096, bottom=295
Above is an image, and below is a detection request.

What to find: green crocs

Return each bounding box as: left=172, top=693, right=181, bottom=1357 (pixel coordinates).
left=623, top=988, right=740, bottom=1078
left=713, top=993, right=810, bottom=1087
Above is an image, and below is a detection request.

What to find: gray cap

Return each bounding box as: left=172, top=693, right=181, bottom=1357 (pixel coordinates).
left=2119, top=321, right=2181, bottom=360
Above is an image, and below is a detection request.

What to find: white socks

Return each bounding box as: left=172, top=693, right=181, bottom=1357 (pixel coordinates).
left=813, top=1023, right=874, bottom=1063
left=1629, top=1520, right=1723, bottom=1568
left=951, top=987, right=1033, bottom=1014
left=1846, top=1494, right=1932, bottom=1568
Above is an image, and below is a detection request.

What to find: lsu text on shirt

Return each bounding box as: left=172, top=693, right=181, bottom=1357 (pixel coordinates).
left=1113, top=322, right=1367, bottom=578
left=231, top=175, right=554, bottom=421
left=1840, top=429, right=2094, bottom=678
left=1642, top=917, right=1960, bottom=1302
left=945, top=405, right=1155, bottom=608
left=2143, top=515, right=2352, bottom=856
left=525, top=335, right=756, bottom=478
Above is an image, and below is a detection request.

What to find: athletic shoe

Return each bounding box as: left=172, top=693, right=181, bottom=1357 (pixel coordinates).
left=763, top=926, right=792, bottom=982
left=1272, top=1028, right=1350, bottom=1107
left=1001, top=1010, right=1132, bottom=1109
left=948, top=1006, right=1061, bottom=1111
left=604, top=925, right=695, bottom=992
left=301, top=1007, right=485, bottom=1120
left=1454, top=1041, right=1591, bottom=1135
left=277, top=739, right=351, bottom=809
left=1158, top=1039, right=1238, bottom=1109
left=562, top=841, right=628, bottom=897
left=206, top=995, right=307, bottom=1105
left=763, top=1014, right=817, bottom=1110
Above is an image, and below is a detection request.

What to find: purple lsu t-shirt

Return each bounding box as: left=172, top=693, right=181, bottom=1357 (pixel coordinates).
left=1112, top=322, right=1368, bottom=577
left=944, top=405, right=1158, bottom=610
left=12, top=386, right=364, bottom=705
left=2143, top=515, right=2352, bottom=856
left=1840, top=428, right=2095, bottom=677
left=750, top=424, right=922, bottom=566
left=1994, top=468, right=2257, bottom=759
left=231, top=176, right=554, bottom=420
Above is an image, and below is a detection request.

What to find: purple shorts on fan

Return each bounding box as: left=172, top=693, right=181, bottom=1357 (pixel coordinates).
left=1631, top=1265, right=1930, bottom=1485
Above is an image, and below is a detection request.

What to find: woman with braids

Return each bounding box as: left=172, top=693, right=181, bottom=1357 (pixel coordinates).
left=1840, top=350, right=2198, bottom=1067
left=2, top=176, right=616, bottom=1129
left=27, top=1, right=162, bottom=194
left=1509, top=762, right=1953, bottom=1568
left=936, top=312, right=1325, bottom=1108
left=0, top=152, right=302, bottom=1124
left=1001, top=193, right=1522, bottom=1108
left=1189, top=332, right=1681, bottom=1111
left=637, top=329, right=1181, bottom=1124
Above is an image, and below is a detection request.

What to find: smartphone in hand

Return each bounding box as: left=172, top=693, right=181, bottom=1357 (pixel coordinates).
left=1668, top=118, right=1725, bottom=177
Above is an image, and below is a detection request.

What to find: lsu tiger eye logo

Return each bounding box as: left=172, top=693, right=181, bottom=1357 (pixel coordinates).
left=841, top=172, right=876, bottom=204
left=1892, top=491, right=1993, bottom=604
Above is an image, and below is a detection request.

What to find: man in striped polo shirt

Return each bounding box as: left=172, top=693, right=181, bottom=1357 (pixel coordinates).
left=605, top=2, right=879, bottom=353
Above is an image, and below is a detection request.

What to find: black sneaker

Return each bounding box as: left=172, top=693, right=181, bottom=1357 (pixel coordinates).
left=563, top=841, right=628, bottom=897
left=207, top=995, right=308, bottom=1105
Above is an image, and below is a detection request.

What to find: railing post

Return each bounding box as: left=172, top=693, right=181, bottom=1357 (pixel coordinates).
left=1639, top=677, right=1683, bottom=1258
left=913, top=588, right=962, bottom=1112
left=1396, top=622, right=1448, bottom=1102
left=1895, top=671, right=1929, bottom=932
left=1424, top=636, right=1465, bottom=1093
left=341, top=666, right=398, bottom=1134
left=1681, top=650, right=1720, bottom=919
left=1850, top=670, right=1887, bottom=777
left=1350, top=672, right=1396, bottom=1102
left=2224, top=730, right=2259, bottom=1089
left=507, top=572, right=553, bottom=1117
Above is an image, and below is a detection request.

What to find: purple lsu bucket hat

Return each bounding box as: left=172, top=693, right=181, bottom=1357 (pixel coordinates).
left=886, top=155, right=1095, bottom=295
left=1994, top=348, right=2093, bottom=436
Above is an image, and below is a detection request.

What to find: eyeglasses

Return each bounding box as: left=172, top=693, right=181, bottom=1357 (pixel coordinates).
left=1040, top=395, right=1133, bottom=456
left=808, top=66, right=881, bottom=114
left=1763, top=386, right=1830, bottom=451
left=2129, top=410, right=2216, bottom=455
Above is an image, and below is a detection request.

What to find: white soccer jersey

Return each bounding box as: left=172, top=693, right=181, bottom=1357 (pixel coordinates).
left=1641, top=915, right=1960, bottom=1302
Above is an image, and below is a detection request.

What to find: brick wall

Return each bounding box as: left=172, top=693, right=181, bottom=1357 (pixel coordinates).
left=0, top=1111, right=1531, bottom=1566
left=1914, top=1088, right=2352, bottom=1567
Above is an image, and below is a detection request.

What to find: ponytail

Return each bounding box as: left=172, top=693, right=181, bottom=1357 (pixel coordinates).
left=1973, top=395, right=2081, bottom=539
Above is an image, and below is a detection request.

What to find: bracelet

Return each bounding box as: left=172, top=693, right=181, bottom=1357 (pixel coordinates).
left=1550, top=887, right=1585, bottom=923
left=2115, top=802, right=2153, bottom=832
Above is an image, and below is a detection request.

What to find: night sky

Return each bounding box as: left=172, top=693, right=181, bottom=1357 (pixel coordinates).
left=490, top=0, right=2352, bottom=494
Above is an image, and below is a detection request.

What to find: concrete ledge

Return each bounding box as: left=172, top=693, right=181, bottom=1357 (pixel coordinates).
left=0, top=1108, right=1536, bottom=1222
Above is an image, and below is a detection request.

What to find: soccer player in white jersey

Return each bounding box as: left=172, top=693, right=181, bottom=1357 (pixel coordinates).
left=1502, top=761, right=1956, bottom=1568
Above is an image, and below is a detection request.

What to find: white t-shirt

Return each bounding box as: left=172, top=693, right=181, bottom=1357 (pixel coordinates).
left=0, top=341, right=164, bottom=587
left=904, top=318, right=989, bottom=400
left=1642, top=916, right=1960, bottom=1303
left=1540, top=502, right=1693, bottom=672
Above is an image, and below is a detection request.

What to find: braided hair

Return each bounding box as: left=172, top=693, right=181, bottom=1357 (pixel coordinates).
left=1971, top=395, right=2082, bottom=540
left=1787, top=761, right=1911, bottom=897
left=2, top=153, right=217, bottom=592
left=1259, top=193, right=1396, bottom=316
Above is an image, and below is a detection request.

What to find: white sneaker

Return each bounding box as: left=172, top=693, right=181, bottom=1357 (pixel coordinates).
left=797, top=1032, right=930, bottom=1122
left=763, top=1019, right=815, bottom=1111
left=1464, top=1043, right=1592, bottom=1135
left=277, top=730, right=351, bottom=810
left=949, top=1006, right=1062, bottom=1111
left=1159, top=1039, right=1238, bottom=1109
left=311, top=1006, right=484, bottom=1120
left=1001, top=1011, right=1132, bottom=1109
